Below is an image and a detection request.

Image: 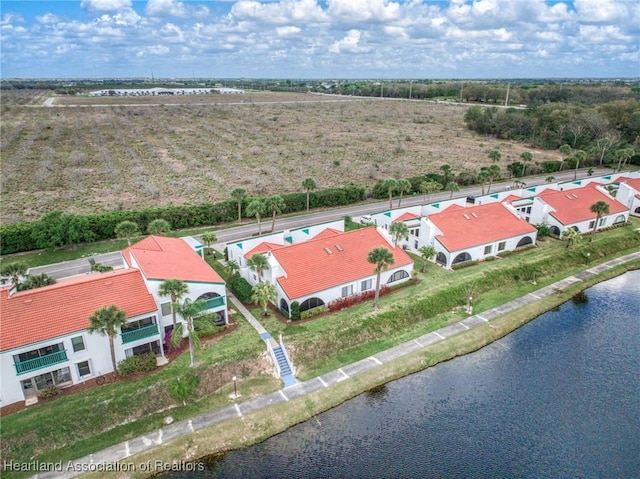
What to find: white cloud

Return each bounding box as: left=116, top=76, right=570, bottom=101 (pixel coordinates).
left=327, top=0, right=401, bottom=23
left=574, top=0, right=628, bottom=23
left=231, top=0, right=327, bottom=25
left=329, top=29, right=371, bottom=53
left=36, top=14, right=62, bottom=25
left=81, top=0, right=132, bottom=12
left=276, top=26, right=302, bottom=36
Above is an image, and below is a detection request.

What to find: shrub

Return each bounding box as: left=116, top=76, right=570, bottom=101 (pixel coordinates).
left=168, top=371, right=201, bottom=405
left=326, top=286, right=391, bottom=312
left=229, top=276, right=253, bottom=303
left=37, top=386, right=59, bottom=399
left=535, top=223, right=551, bottom=239
left=300, top=306, right=328, bottom=320
left=290, top=301, right=300, bottom=321
left=91, top=263, right=113, bottom=273
left=118, top=352, right=157, bottom=376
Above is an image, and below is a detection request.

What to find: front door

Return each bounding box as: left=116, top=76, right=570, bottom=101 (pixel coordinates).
left=21, top=379, right=38, bottom=404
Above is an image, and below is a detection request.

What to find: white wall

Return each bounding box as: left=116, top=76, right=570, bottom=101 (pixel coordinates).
left=617, top=183, right=640, bottom=216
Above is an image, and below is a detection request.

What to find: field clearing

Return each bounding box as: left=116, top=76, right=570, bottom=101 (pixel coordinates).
left=0, top=90, right=557, bottom=224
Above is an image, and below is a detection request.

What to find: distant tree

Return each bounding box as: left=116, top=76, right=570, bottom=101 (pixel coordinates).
left=3, top=262, right=27, bottom=287
left=445, top=181, right=460, bottom=199
left=247, top=253, right=269, bottom=283
left=389, top=221, right=409, bottom=247
left=397, top=178, right=412, bottom=207
left=367, top=247, right=395, bottom=310
left=231, top=188, right=247, bottom=223
left=159, top=279, right=189, bottom=328
left=147, top=218, right=171, bottom=235
left=559, top=144, right=572, bottom=171
left=246, top=199, right=266, bottom=235
left=251, top=282, right=277, bottom=317
left=115, top=220, right=141, bottom=246
left=477, top=168, right=491, bottom=195
left=382, top=178, right=399, bottom=210
left=171, top=298, right=207, bottom=367
left=520, top=151, right=533, bottom=176
left=572, top=149, right=587, bottom=180
left=488, top=149, right=501, bottom=163
left=266, top=195, right=286, bottom=232
left=546, top=176, right=556, bottom=184
left=225, top=259, right=240, bottom=278
left=439, top=164, right=453, bottom=186
left=562, top=228, right=581, bottom=249
left=418, top=245, right=437, bottom=273
left=201, top=231, right=217, bottom=255
left=487, top=164, right=501, bottom=193
left=589, top=201, right=610, bottom=242
left=594, top=133, right=620, bottom=166
left=88, top=305, right=127, bottom=374
left=614, top=147, right=635, bottom=172
left=419, top=180, right=442, bottom=203
left=302, top=178, right=316, bottom=213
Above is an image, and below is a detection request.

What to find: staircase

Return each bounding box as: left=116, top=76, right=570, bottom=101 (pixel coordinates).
left=272, top=345, right=292, bottom=377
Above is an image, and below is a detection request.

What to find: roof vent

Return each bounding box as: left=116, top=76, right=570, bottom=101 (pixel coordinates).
left=463, top=214, right=471, bottom=220
left=471, top=212, right=478, bottom=218
left=335, top=244, right=343, bottom=252
left=565, top=194, right=573, bottom=199
left=572, top=193, right=579, bottom=199
left=324, top=247, right=333, bottom=255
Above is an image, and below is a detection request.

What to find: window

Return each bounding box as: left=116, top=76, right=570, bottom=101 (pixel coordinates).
left=161, top=302, right=172, bottom=316
left=71, top=336, right=85, bottom=353
left=498, top=242, right=506, bottom=252
left=387, top=270, right=410, bottom=283
left=410, top=228, right=419, bottom=237
left=361, top=279, right=373, bottom=291
left=30, top=367, right=72, bottom=391
left=341, top=285, right=353, bottom=297
left=121, top=316, right=155, bottom=333
left=77, top=361, right=91, bottom=377
left=484, top=245, right=493, bottom=255
left=588, top=220, right=595, bottom=229
left=598, top=218, right=606, bottom=227
left=126, top=340, right=160, bottom=358
left=15, top=343, right=64, bottom=363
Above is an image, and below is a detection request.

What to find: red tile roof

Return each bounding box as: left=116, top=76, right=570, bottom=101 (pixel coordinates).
left=0, top=269, right=157, bottom=352
left=310, top=228, right=342, bottom=240
left=620, top=177, right=640, bottom=193
left=393, top=212, right=421, bottom=223
left=245, top=242, right=284, bottom=258
left=260, top=227, right=413, bottom=300
left=126, top=236, right=224, bottom=284
left=429, top=202, right=537, bottom=252
left=538, top=183, right=629, bottom=225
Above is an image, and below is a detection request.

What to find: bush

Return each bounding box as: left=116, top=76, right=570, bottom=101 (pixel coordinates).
left=326, top=286, right=391, bottom=312
left=300, top=306, right=328, bottom=320
left=118, top=352, right=157, bottom=376
left=90, top=263, right=113, bottom=272
left=168, top=371, right=201, bottom=404
left=229, top=276, right=253, bottom=303
left=290, top=301, right=300, bottom=321
left=37, top=386, right=59, bottom=399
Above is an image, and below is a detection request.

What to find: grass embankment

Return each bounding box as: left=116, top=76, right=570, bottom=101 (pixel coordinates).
left=82, top=261, right=639, bottom=479
left=2, top=219, right=639, bottom=478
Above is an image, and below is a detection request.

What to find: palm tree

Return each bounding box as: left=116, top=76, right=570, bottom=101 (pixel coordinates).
left=397, top=178, right=412, bottom=207
left=520, top=151, right=533, bottom=176
left=562, top=228, right=581, bottom=249
left=115, top=220, right=141, bottom=246
left=477, top=168, right=491, bottom=195
left=546, top=176, right=556, bottom=184
left=266, top=195, right=286, bottom=232
left=231, top=188, right=246, bottom=223
left=4, top=262, right=27, bottom=287
left=389, top=221, right=409, bottom=247
left=418, top=245, right=436, bottom=273
left=589, top=200, right=610, bottom=242
left=445, top=181, right=460, bottom=199
left=572, top=149, right=587, bottom=180
left=18, top=273, right=56, bottom=291
left=439, top=164, right=453, bottom=186
left=247, top=253, right=269, bottom=283
left=487, top=164, right=501, bottom=193
left=614, top=147, right=635, bottom=172
left=88, top=305, right=127, bottom=374
left=382, top=178, right=398, bottom=210
left=419, top=180, right=442, bottom=203
left=201, top=231, right=217, bottom=255
left=159, top=279, right=189, bottom=328
left=225, top=259, right=240, bottom=278
left=246, top=199, right=266, bottom=235
left=147, top=218, right=171, bottom=235
left=559, top=144, right=571, bottom=172
left=488, top=149, right=501, bottom=163
left=251, top=281, right=277, bottom=317
left=302, top=178, right=316, bottom=213
left=171, top=298, right=207, bottom=367
left=367, top=247, right=395, bottom=310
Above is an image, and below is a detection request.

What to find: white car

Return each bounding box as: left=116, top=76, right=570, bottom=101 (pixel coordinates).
left=359, top=215, right=373, bottom=224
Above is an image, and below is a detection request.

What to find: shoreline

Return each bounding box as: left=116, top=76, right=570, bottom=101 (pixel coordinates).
left=65, top=255, right=640, bottom=479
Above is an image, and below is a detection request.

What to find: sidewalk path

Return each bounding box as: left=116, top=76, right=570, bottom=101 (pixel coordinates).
left=33, top=250, right=640, bottom=479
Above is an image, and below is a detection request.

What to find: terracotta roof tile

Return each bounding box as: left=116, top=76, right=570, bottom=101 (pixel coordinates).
left=538, top=183, right=629, bottom=225
left=394, top=212, right=421, bottom=222
left=126, top=235, right=224, bottom=283
left=620, top=177, right=640, bottom=193
left=272, top=227, right=413, bottom=300
left=0, top=269, right=157, bottom=352
left=429, top=202, right=537, bottom=252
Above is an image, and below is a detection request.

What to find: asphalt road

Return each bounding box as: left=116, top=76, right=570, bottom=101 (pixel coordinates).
left=28, top=251, right=125, bottom=280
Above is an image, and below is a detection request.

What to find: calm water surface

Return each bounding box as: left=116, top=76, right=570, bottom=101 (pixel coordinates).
left=163, top=271, right=640, bottom=478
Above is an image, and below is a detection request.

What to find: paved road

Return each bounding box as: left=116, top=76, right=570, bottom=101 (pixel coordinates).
left=34, top=249, right=640, bottom=479
left=29, top=252, right=125, bottom=280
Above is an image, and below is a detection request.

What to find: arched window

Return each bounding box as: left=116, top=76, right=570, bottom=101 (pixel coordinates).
left=387, top=270, right=410, bottom=283
left=550, top=225, right=561, bottom=237
left=571, top=226, right=580, bottom=232
left=196, top=292, right=223, bottom=310
left=634, top=207, right=640, bottom=215
left=452, top=252, right=472, bottom=265
left=614, top=215, right=626, bottom=224
left=299, top=297, right=325, bottom=312
left=436, top=252, right=447, bottom=266
left=280, top=299, right=289, bottom=315
left=516, top=236, right=533, bottom=247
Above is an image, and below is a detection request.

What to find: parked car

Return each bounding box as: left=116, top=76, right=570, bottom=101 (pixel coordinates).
left=360, top=215, right=373, bottom=224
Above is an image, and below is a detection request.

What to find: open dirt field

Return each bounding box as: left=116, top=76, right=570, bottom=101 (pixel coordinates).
left=0, top=90, right=557, bottom=224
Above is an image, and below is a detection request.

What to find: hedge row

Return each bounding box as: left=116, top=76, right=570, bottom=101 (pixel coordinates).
left=0, top=185, right=366, bottom=255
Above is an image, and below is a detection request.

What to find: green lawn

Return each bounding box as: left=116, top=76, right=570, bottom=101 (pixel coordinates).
left=2, top=218, right=639, bottom=476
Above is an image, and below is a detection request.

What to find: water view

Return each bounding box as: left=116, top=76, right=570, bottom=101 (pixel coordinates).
left=163, top=271, right=640, bottom=478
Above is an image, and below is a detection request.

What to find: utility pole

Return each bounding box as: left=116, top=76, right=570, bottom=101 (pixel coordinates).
left=505, top=82, right=510, bottom=107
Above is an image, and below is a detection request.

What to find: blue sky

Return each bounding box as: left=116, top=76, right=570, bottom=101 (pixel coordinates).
left=1, top=0, right=638, bottom=79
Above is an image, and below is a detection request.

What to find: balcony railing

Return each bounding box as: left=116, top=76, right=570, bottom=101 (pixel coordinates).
left=203, top=296, right=225, bottom=310
left=14, top=350, right=68, bottom=375
left=121, top=324, right=159, bottom=344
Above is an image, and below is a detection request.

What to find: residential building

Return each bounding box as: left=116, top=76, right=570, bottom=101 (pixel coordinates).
left=616, top=177, right=640, bottom=217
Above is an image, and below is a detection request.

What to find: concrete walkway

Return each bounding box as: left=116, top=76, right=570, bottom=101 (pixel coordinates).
left=32, top=250, right=640, bottom=479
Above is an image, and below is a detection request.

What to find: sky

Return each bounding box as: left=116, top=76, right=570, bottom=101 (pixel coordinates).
left=1, top=0, right=638, bottom=79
